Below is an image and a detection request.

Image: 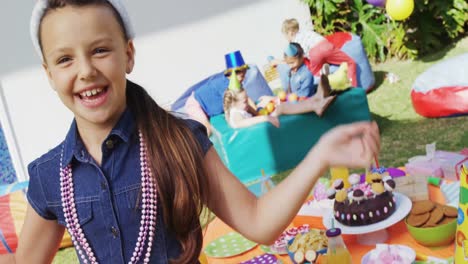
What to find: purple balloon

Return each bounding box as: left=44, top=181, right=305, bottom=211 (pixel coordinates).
left=367, top=0, right=386, bottom=7
left=386, top=168, right=406, bottom=178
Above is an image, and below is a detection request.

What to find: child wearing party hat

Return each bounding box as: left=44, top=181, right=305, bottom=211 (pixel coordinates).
left=283, top=42, right=315, bottom=97
left=261, top=43, right=336, bottom=117
left=260, top=42, right=315, bottom=104
left=223, top=69, right=280, bottom=128
left=281, top=18, right=357, bottom=87
left=184, top=50, right=268, bottom=135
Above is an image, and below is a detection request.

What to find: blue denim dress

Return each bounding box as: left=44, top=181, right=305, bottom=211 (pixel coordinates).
left=27, top=108, right=212, bottom=263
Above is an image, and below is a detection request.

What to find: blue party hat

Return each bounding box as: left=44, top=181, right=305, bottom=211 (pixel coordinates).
left=224, top=50, right=249, bottom=76
left=284, top=43, right=298, bottom=57
left=225, top=50, right=246, bottom=69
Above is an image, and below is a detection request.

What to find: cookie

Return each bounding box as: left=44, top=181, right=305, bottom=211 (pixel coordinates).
left=411, top=200, right=435, bottom=215
left=443, top=206, right=458, bottom=218
left=439, top=216, right=457, bottom=225
left=407, top=212, right=430, bottom=227
left=422, top=222, right=437, bottom=228
left=427, top=206, right=444, bottom=225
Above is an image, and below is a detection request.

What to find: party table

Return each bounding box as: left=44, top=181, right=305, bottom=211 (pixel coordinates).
left=202, top=185, right=455, bottom=263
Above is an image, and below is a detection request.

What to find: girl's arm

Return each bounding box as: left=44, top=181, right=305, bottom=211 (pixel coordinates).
left=0, top=204, right=65, bottom=264
left=230, top=114, right=279, bottom=129
left=204, top=122, right=379, bottom=244
left=247, top=98, right=257, bottom=114
left=270, top=58, right=285, bottom=67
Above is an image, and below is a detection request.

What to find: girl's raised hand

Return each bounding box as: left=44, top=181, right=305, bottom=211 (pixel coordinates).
left=268, top=116, right=280, bottom=128
left=313, top=122, right=380, bottom=169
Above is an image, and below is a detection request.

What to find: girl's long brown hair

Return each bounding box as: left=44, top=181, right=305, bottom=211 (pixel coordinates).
left=39, top=1, right=210, bottom=263
left=127, top=81, right=210, bottom=264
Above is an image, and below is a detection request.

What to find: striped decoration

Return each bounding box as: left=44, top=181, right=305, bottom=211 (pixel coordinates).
left=440, top=181, right=460, bottom=207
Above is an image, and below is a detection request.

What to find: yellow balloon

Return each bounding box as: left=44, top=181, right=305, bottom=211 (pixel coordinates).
left=386, top=0, right=414, bottom=21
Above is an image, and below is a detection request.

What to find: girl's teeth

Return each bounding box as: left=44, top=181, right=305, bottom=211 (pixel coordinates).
left=80, top=87, right=105, bottom=98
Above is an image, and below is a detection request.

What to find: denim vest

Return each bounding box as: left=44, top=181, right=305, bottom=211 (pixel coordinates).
left=289, top=63, right=316, bottom=97
left=27, top=107, right=212, bottom=263
left=277, top=63, right=316, bottom=97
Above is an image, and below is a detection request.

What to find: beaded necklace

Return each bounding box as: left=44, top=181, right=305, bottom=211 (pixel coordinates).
left=60, top=131, right=157, bottom=264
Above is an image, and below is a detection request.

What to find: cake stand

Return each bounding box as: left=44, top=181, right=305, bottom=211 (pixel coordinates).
left=322, top=192, right=412, bottom=245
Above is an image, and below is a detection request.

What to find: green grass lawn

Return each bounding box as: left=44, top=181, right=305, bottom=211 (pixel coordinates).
left=368, top=36, right=468, bottom=166
left=368, top=37, right=468, bottom=121
left=52, top=37, right=468, bottom=263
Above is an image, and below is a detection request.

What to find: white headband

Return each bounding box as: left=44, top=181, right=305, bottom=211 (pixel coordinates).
left=30, top=0, right=135, bottom=61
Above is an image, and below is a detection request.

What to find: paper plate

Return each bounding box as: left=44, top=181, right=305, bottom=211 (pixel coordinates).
left=204, top=232, right=257, bottom=258
left=260, top=245, right=274, bottom=254
left=240, top=253, right=278, bottom=264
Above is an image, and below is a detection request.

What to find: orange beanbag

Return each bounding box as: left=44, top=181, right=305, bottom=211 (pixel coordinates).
left=0, top=186, right=72, bottom=254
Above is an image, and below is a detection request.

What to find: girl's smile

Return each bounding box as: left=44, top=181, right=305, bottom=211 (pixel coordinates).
left=76, top=84, right=110, bottom=108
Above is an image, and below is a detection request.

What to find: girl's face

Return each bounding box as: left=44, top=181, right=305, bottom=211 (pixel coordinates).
left=285, top=56, right=302, bottom=72
left=41, top=4, right=135, bottom=129
left=232, top=91, right=248, bottom=110
left=226, top=68, right=247, bottom=83
left=236, top=69, right=247, bottom=83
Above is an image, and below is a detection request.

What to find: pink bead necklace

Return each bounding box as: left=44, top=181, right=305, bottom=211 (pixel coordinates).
left=60, top=131, right=157, bottom=264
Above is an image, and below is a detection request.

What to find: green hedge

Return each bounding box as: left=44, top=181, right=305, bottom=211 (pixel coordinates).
left=302, top=0, right=468, bottom=61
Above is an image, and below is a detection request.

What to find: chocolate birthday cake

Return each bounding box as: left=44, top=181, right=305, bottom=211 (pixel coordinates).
left=328, top=172, right=397, bottom=226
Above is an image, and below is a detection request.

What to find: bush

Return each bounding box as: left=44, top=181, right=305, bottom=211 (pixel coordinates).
left=302, top=0, right=468, bottom=61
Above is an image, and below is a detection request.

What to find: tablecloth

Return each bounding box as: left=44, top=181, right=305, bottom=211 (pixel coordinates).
left=202, top=184, right=455, bottom=263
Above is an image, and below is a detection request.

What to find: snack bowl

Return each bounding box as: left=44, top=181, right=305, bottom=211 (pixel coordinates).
left=405, top=216, right=457, bottom=247
left=286, top=231, right=327, bottom=264
left=270, top=225, right=312, bottom=256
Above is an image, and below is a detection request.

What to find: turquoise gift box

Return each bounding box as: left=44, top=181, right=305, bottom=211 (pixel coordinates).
left=209, top=88, right=371, bottom=185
